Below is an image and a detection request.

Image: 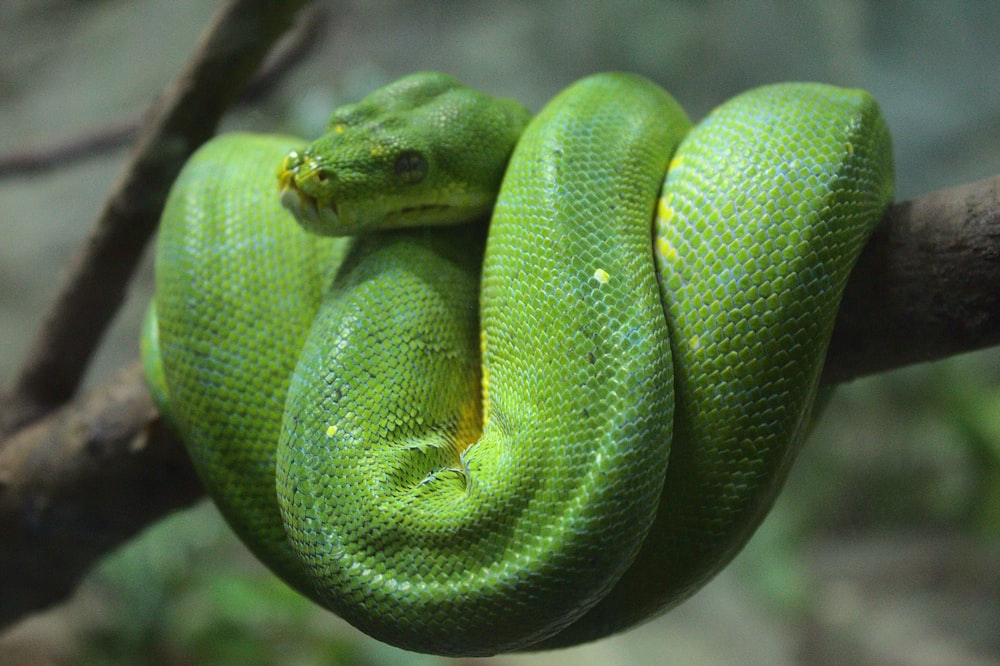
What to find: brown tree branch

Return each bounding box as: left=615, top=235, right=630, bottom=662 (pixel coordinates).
left=0, top=364, right=201, bottom=630
left=824, top=174, right=1000, bottom=383
left=0, top=0, right=311, bottom=436
left=1, top=174, right=997, bottom=632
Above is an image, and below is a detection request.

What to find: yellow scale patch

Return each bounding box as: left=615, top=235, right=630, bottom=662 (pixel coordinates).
left=593, top=268, right=610, bottom=284
left=656, top=236, right=677, bottom=262
left=656, top=195, right=679, bottom=262
left=657, top=197, right=675, bottom=224
left=453, top=389, right=484, bottom=456
left=480, top=331, right=491, bottom=427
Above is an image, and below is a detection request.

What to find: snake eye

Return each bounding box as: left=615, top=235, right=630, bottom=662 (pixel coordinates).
left=394, top=150, right=428, bottom=184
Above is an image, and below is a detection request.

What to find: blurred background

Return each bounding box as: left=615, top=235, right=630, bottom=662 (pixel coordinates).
left=1, top=1, right=999, bottom=664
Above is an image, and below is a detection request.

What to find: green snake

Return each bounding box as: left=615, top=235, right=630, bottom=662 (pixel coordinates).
left=142, top=72, right=894, bottom=656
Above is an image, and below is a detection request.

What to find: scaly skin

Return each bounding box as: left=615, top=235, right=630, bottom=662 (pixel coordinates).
left=144, top=72, right=893, bottom=656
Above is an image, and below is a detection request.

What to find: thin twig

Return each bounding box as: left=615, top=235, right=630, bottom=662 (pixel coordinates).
left=0, top=122, right=138, bottom=180
left=0, top=5, right=327, bottom=181
left=240, top=4, right=328, bottom=104
left=0, top=0, right=312, bottom=436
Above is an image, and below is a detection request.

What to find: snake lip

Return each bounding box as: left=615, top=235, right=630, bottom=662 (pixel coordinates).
left=399, top=203, right=450, bottom=216
left=280, top=182, right=332, bottom=229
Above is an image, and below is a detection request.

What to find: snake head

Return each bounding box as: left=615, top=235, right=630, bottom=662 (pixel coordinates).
left=278, top=72, right=531, bottom=237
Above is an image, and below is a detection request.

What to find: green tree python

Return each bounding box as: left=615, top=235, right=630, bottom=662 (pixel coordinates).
left=141, top=72, right=894, bottom=656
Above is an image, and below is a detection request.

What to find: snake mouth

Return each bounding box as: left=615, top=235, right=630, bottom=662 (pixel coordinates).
left=279, top=173, right=340, bottom=235
left=280, top=181, right=327, bottom=226
left=278, top=150, right=341, bottom=233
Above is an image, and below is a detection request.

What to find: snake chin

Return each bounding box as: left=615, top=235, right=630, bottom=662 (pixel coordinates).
left=280, top=184, right=338, bottom=233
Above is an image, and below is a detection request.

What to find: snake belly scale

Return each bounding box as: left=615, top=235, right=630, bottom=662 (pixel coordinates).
left=144, top=72, right=893, bottom=655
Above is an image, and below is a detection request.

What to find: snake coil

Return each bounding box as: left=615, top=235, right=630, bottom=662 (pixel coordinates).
left=144, top=72, right=893, bottom=656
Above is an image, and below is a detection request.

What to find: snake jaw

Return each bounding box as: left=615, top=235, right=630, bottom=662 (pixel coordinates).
left=280, top=180, right=326, bottom=227
left=278, top=151, right=340, bottom=234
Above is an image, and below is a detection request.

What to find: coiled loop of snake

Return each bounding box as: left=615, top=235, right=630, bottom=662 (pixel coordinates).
left=144, top=72, right=893, bottom=656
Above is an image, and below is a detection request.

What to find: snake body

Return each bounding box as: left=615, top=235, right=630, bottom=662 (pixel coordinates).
left=144, top=72, right=893, bottom=655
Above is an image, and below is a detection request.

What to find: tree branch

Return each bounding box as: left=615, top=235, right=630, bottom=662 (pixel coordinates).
left=0, top=364, right=201, bottom=630
left=0, top=121, right=139, bottom=181
left=1, top=174, right=997, bottom=631
left=825, top=174, right=1000, bottom=384
left=0, top=0, right=311, bottom=436
left=0, top=5, right=326, bottom=181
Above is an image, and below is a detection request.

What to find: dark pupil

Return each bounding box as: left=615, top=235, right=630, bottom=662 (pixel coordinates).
left=395, top=151, right=428, bottom=184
